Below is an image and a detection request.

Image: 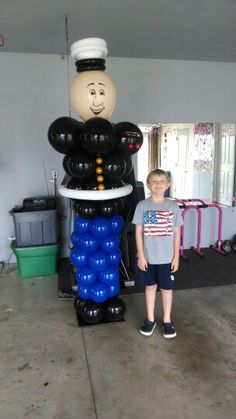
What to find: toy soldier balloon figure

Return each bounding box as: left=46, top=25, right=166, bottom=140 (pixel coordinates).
left=48, top=38, right=143, bottom=324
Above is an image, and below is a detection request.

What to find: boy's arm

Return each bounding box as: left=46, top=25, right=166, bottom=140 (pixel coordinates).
left=171, top=226, right=181, bottom=272
left=135, top=225, right=148, bottom=271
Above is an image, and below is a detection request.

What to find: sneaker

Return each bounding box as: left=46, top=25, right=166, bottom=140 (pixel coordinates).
left=162, top=322, right=177, bottom=339
left=139, top=319, right=157, bottom=336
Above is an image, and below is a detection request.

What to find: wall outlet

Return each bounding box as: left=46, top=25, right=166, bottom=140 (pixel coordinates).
left=52, top=170, right=57, bottom=180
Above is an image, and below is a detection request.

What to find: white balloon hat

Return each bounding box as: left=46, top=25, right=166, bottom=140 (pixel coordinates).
left=71, top=37, right=108, bottom=60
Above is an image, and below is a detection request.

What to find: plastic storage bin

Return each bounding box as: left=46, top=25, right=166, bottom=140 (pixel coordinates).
left=11, top=241, right=59, bottom=278
left=12, top=209, right=58, bottom=247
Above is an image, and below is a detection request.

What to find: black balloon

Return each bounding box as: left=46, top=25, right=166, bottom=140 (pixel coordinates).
left=103, top=297, right=126, bottom=322
left=63, top=151, right=95, bottom=179
left=105, top=180, right=124, bottom=189
left=67, top=177, right=84, bottom=190
left=84, top=180, right=101, bottom=190
left=123, top=156, right=133, bottom=177
left=115, top=122, right=143, bottom=156
left=80, top=300, right=104, bottom=324
left=48, top=117, right=83, bottom=154
left=82, top=118, right=116, bottom=155
left=74, top=200, right=98, bottom=218
left=99, top=200, right=119, bottom=217
left=102, top=153, right=127, bottom=180
left=117, top=198, right=125, bottom=214
left=74, top=297, right=87, bottom=314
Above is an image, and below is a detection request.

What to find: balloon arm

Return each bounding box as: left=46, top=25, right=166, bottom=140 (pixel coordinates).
left=114, top=121, right=143, bottom=156
left=48, top=116, right=84, bottom=154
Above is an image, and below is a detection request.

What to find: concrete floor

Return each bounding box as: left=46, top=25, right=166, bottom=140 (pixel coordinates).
left=0, top=268, right=236, bottom=419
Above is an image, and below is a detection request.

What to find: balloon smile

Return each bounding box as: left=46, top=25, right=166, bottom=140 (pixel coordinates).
left=91, top=107, right=105, bottom=115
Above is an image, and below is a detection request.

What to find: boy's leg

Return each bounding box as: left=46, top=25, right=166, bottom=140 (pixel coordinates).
left=160, top=289, right=173, bottom=323
left=139, top=284, right=157, bottom=336
left=137, top=265, right=157, bottom=336
left=145, top=284, right=157, bottom=322
left=160, top=288, right=176, bottom=338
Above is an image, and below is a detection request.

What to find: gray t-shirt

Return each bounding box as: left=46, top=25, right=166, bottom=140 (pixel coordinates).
left=132, top=198, right=183, bottom=264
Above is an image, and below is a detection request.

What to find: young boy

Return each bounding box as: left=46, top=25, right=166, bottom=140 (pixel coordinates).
left=132, top=169, right=183, bottom=339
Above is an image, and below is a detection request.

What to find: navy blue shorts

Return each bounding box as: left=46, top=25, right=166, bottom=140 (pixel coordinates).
left=136, top=263, right=175, bottom=290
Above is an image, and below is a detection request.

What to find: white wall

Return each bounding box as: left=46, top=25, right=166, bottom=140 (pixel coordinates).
left=108, top=57, right=236, bottom=123
left=1, top=52, right=236, bottom=261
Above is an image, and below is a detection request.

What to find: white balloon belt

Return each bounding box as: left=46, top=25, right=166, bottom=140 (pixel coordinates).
left=59, top=184, right=133, bottom=201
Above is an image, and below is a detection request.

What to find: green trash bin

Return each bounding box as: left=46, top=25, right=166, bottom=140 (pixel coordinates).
left=11, top=241, right=59, bottom=278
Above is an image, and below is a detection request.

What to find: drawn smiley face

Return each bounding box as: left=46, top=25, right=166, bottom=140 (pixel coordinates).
left=70, top=70, right=116, bottom=121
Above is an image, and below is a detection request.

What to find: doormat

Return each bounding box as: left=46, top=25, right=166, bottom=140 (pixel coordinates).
left=120, top=248, right=236, bottom=294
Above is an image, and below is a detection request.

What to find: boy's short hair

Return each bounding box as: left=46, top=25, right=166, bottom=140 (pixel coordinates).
left=146, top=169, right=170, bottom=184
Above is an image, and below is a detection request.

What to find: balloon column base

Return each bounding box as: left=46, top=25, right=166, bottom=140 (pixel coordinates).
left=74, top=296, right=126, bottom=327
left=75, top=310, right=125, bottom=327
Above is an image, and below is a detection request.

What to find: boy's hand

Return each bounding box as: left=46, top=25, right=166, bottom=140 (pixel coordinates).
left=138, top=256, right=148, bottom=271
left=171, top=257, right=179, bottom=273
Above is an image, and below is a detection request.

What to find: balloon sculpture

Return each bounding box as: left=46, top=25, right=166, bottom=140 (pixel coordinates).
left=48, top=38, right=143, bottom=324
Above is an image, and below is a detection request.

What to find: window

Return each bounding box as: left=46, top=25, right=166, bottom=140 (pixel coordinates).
left=137, top=123, right=236, bottom=207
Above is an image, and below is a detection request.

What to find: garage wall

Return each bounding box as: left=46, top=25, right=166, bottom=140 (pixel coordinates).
left=1, top=52, right=236, bottom=261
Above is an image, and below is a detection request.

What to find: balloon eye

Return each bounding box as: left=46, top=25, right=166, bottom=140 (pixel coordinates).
left=99, top=89, right=105, bottom=96
left=89, top=89, right=96, bottom=95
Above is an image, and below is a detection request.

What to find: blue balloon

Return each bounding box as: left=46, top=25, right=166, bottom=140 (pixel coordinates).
left=74, top=216, right=90, bottom=233
left=88, top=251, right=109, bottom=272
left=76, top=267, right=97, bottom=286
left=110, top=215, right=124, bottom=234
left=70, top=248, right=88, bottom=268
left=77, top=284, right=91, bottom=300
left=77, top=233, right=99, bottom=252
left=99, top=267, right=120, bottom=285
left=109, top=248, right=122, bottom=265
left=109, top=282, right=120, bottom=298
left=71, top=230, right=80, bottom=247
left=100, top=234, right=120, bottom=253
left=89, top=217, right=111, bottom=238
left=90, top=281, right=110, bottom=303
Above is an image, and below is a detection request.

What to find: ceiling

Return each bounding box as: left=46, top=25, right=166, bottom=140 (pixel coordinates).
left=1, top=0, right=236, bottom=62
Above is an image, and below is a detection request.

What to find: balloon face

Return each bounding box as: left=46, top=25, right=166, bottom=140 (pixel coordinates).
left=70, top=71, right=116, bottom=121
left=70, top=248, right=88, bottom=268
left=76, top=267, right=97, bottom=286
left=89, top=217, right=111, bottom=238
left=90, top=281, right=110, bottom=303
left=48, top=117, right=83, bottom=154
left=74, top=216, right=90, bottom=233
left=88, top=251, right=109, bottom=272
left=110, top=215, right=124, bottom=233
left=100, top=234, right=120, bottom=253
left=98, top=267, right=119, bottom=285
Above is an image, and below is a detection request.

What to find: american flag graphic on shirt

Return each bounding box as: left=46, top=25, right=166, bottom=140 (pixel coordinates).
left=143, top=210, right=174, bottom=236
